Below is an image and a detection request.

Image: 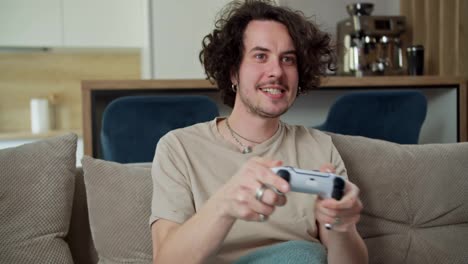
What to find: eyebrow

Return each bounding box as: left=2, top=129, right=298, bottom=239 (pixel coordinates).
left=249, top=46, right=296, bottom=56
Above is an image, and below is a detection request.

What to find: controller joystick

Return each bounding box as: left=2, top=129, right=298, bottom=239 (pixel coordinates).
left=276, top=169, right=290, bottom=182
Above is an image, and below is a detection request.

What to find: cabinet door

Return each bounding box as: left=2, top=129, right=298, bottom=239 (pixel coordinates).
left=62, top=0, right=145, bottom=48
left=0, top=0, right=62, bottom=47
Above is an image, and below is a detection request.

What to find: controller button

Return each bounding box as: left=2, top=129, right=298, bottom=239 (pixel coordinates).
left=332, top=177, right=345, bottom=200
left=333, top=177, right=345, bottom=189
left=332, top=189, right=344, bottom=200
left=277, top=169, right=291, bottom=182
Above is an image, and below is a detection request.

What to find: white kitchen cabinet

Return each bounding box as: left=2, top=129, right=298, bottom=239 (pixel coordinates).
left=0, top=0, right=146, bottom=48
left=0, top=0, right=62, bottom=47
left=62, top=0, right=146, bottom=48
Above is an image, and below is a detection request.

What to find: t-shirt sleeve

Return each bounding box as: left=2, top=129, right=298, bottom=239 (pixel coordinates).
left=307, top=127, right=348, bottom=179
left=149, top=132, right=195, bottom=226
left=330, top=141, right=348, bottom=179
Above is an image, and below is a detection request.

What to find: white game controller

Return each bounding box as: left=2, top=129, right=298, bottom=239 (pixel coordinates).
left=272, top=166, right=345, bottom=200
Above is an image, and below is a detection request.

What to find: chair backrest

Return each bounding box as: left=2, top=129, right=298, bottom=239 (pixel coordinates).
left=100, top=95, right=219, bottom=163
left=316, top=90, right=427, bottom=144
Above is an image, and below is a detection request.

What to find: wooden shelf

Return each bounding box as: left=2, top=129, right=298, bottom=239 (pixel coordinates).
left=319, top=75, right=467, bottom=88
left=0, top=129, right=82, bottom=141
left=81, top=76, right=467, bottom=91
left=81, top=77, right=468, bottom=157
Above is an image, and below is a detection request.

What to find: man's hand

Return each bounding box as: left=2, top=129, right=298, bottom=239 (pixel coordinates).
left=211, top=157, right=290, bottom=222
left=314, top=164, right=363, bottom=232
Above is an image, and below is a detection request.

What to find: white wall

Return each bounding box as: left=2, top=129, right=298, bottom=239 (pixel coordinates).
left=148, top=0, right=400, bottom=79
left=279, top=0, right=400, bottom=39
left=150, top=0, right=230, bottom=78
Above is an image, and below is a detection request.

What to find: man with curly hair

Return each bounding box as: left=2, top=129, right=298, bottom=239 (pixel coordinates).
left=150, top=1, right=368, bottom=263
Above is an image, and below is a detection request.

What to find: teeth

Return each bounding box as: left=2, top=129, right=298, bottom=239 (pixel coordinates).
left=262, top=88, right=282, bottom=95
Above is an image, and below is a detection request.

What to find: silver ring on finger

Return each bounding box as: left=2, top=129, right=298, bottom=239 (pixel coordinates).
left=334, top=217, right=342, bottom=225
left=258, top=213, right=268, bottom=222
left=325, top=217, right=342, bottom=230
left=255, top=184, right=268, bottom=202
left=263, top=183, right=285, bottom=196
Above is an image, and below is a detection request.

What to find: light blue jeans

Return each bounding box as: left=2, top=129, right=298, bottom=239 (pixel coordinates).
left=233, top=240, right=327, bottom=264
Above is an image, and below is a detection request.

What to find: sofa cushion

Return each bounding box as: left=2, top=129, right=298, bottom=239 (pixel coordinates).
left=331, top=134, right=468, bottom=264
left=0, top=133, right=77, bottom=263
left=82, top=156, right=152, bottom=263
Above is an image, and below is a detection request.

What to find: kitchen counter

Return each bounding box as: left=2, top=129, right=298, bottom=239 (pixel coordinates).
left=321, top=76, right=467, bottom=88
left=81, top=76, right=467, bottom=90
left=81, top=76, right=467, bottom=157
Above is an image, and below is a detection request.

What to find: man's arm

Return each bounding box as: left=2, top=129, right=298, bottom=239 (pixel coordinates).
left=151, top=220, right=179, bottom=261
left=319, top=222, right=368, bottom=264
left=315, top=163, right=368, bottom=264
left=152, top=157, right=289, bottom=264
left=152, top=202, right=236, bottom=264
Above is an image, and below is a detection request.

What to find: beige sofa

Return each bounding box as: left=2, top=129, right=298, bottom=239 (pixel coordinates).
left=1, top=133, right=467, bottom=264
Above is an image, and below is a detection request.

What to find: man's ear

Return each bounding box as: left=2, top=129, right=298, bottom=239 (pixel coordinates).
left=230, top=69, right=238, bottom=85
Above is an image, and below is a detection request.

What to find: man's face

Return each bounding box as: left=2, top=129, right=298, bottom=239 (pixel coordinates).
left=232, top=20, right=299, bottom=118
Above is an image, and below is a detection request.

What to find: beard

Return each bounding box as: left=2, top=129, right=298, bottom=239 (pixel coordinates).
left=238, top=85, right=291, bottom=119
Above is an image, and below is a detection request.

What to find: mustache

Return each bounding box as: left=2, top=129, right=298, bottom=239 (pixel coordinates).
left=255, top=80, right=288, bottom=90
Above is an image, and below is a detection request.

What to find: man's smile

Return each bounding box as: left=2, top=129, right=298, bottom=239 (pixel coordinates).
left=260, top=87, right=284, bottom=95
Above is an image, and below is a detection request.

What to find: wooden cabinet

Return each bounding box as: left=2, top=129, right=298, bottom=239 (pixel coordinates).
left=0, top=0, right=62, bottom=47
left=0, top=0, right=145, bottom=48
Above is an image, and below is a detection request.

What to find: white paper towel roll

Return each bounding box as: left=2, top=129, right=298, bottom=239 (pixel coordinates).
left=30, top=98, right=51, bottom=134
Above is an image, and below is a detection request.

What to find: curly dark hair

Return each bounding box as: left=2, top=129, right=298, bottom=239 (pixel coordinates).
left=199, top=0, right=335, bottom=108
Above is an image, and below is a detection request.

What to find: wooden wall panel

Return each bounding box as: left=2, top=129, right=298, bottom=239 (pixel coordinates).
left=425, top=0, right=440, bottom=75
left=440, top=0, right=456, bottom=75
left=400, top=0, right=413, bottom=67
left=458, top=0, right=468, bottom=76
left=0, top=51, right=140, bottom=133
left=411, top=0, right=426, bottom=46
left=401, top=0, right=467, bottom=77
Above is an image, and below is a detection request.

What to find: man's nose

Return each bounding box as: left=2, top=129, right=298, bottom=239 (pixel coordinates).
left=267, top=59, right=284, bottom=78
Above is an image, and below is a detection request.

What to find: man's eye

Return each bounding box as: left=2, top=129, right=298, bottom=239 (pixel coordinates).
left=255, top=54, right=266, bottom=60
left=282, top=56, right=296, bottom=64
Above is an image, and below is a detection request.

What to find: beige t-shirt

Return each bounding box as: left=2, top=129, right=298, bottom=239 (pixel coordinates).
left=151, top=117, right=347, bottom=263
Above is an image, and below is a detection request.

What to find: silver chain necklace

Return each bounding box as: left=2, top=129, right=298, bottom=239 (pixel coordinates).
left=225, top=118, right=253, bottom=154
left=229, top=125, right=262, bottom=144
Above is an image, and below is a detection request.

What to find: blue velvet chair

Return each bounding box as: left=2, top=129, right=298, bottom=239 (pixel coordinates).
left=101, top=95, right=219, bottom=163
left=316, top=90, right=427, bottom=144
